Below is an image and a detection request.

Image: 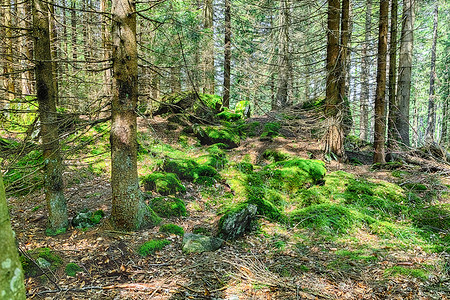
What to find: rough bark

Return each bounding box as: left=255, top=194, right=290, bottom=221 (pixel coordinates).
left=0, top=173, right=26, bottom=300
left=223, top=0, right=231, bottom=108
left=395, top=0, right=414, bottom=147
left=359, top=0, right=372, bottom=142
left=203, top=0, right=215, bottom=94
left=71, top=0, right=77, bottom=64
left=19, top=0, right=34, bottom=95
left=3, top=0, right=16, bottom=101
left=425, top=3, right=438, bottom=144
left=33, top=0, right=68, bottom=233
left=323, top=0, right=345, bottom=159
left=49, top=1, right=59, bottom=105
left=274, top=0, right=292, bottom=110
left=110, top=0, right=154, bottom=231
left=387, top=0, right=399, bottom=151
left=101, top=0, right=111, bottom=97
left=373, top=0, right=389, bottom=164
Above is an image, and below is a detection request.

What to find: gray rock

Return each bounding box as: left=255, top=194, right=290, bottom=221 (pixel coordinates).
left=36, top=257, right=51, bottom=269
left=218, top=204, right=257, bottom=240
left=182, top=233, right=223, bottom=253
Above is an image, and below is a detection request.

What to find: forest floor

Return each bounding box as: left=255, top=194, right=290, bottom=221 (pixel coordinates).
left=6, top=106, right=450, bottom=300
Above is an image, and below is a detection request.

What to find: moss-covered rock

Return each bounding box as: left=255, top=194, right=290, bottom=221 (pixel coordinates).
left=182, top=233, right=223, bottom=253
left=159, top=223, right=185, bottom=236
left=216, top=110, right=242, bottom=122
left=65, top=263, right=82, bottom=277
left=21, top=248, right=62, bottom=277
left=72, top=209, right=104, bottom=229
left=141, top=172, right=186, bottom=195
left=246, top=186, right=285, bottom=222
left=150, top=196, right=187, bottom=218
left=235, top=162, right=254, bottom=174
left=218, top=204, right=258, bottom=240
left=138, top=239, right=171, bottom=256
left=193, top=124, right=240, bottom=149
left=262, top=149, right=290, bottom=162
left=161, top=158, right=220, bottom=185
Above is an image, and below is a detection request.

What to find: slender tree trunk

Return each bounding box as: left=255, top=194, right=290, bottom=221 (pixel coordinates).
left=441, top=42, right=450, bottom=147
left=203, top=0, right=215, bottom=94
left=49, top=2, right=59, bottom=105
left=101, top=0, right=111, bottom=97
left=110, top=0, right=156, bottom=231
left=71, top=0, right=77, bottom=64
left=0, top=173, right=26, bottom=300
left=323, top=0, right=345, bottom=159
left=19, top=1, right=33, bottom=95
left=275, top=0, right=291, bottom=109
left=395, top=0, right=414, bottom=147
left=425, top=3, right=439, bottom=144
left=223, top=0, right=231, bottom=108
left=3, top=0, right=16, bottom=101
left=339, top=0, right=352, bottom=135
left=373, top=0, right=389, bottom=164
left=359, top=0, right=372, bottom=141
left=33, top=0, right=68, bottom=233
left=387, top=0, right=399, bottom=152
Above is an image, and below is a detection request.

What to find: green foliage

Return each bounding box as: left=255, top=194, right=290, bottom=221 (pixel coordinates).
left=65, top=263, right=82, bottom=277
left=138, top=239, right=171, bottom=256
left=159, top=223, right=185, bottom=236
left=45, top=227, right=67, bottom=236
left=235, top=162, right=254, bottom=174
left=260, top=122, right=282, bottom=139
left=141, top=172, right=186, bottom=195
left=150, top=196, right=187, bottom=218
left=235, top=100, right=250, bottom=117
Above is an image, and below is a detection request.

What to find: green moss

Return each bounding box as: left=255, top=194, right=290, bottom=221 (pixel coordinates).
left=138, top=239, right=171, bottom=256
left=192, top=226, right=211, bottom=235
left=301, top=98, right=325, bottom=110
left=412, top=205, right=450, bottom=231
left=3, top=150, right=43, bottom=195
left=205, top=144, right=228, bottom=169
left=216, top=110, right=242, bottom=121
left=65, top=263, right=82, bottom=277
left=262, top=149, right=290, bottom=162
left=236, top=162, right=254, bottom=174
left=260, top=122, right=282, bottom=139
left=162, top=159, right=199, bottom=180
left=141, top=172, right=186, bottom=195
left=45, top=227, right=67, bottom=236
left=193, top=124, right=240, bottom=148
left=247, top=187, right=285, bottom=222
left=159, top=223, right=185, bottom=236
left=193, top=165, right=220, bottom=186
left=21, top=248, right=62, bottom=277
left=72, top=209, right=105, bottom=229
left=150, top=196, right=187, bottom=218
left=384, top=266, right=430, bottom=281
left=235, top=100, right=251, bottom=117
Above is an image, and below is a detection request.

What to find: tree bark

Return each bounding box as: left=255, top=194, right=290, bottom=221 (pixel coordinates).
left=49, top=1, right=59, bottom=105
left=110, top=0, right=155, bottom=231
left=323, top=0, right=345, bottom=159
left=33, top=0, right=68, bottom=233
left=387, top=0, right=399, bottom=152
left=425, top=3, right=438, bottom=144
left=359, top=0, right=372, bottom=142
left=373, top=0, right=389, bottom=164
left=203, top=0, right=215, bottom=94
left=0, top=173, right=26, bottom=300
left=101, top=0, right=111, bottom=98
left=3, top=0, right=16, bottom=101
left=223, top=0, right=231, bottom=108
left=395, top=0, right=414, bottom=147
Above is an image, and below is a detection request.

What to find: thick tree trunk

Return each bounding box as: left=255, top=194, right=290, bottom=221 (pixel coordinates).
left=359, top=0, right=372, bottom=142
left=395, top=0, right=414, bottom=147
left=110, top=0, right=155, bottom=231
left=274, top=0, right=291, bottom=110
left=387, top=0, right=399, bottom=152
left=223, top=0, right=231, bottom=108
left=425, top=3, right=438, bottom=144
left=323, top=0, right=345, bottom=159
left=373, top=0, right=389, bottom=163
left=0, top=174, right=26, bottom=300
left=203, top=0, right=215, bottom=94
left=33, top=0, right=68, bottom=233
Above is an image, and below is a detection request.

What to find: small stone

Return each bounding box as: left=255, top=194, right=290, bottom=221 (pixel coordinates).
left=36, top=257, right=51, bottom=269
left=182, top=233, right=223, bottom=253
left=218, top=204, right=257, bottom=240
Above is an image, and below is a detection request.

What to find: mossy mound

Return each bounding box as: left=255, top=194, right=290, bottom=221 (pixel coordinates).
left=161, top=158, right=220, bottom=185
left=138, top=239, right=171, bottom=256
left=205, top=144, right=228, bottom=170
left=72, top=209, right=104, bottom=229
left=260, top=122, right=282, bottom=140
left=150, top=196, right=187, bottom=218
left=21, top=248, right=63, bottom=277
left=162, top=159, right=199, bottom=180
left=193, top=124, right=240, bottom=149
left=141, top=172, right=186, bottom=195
left=412, top=205, right=450, bottom=232
left=65, top=263, right=83, bottom=277
left=216, top=110, right=243, bottom=122
left=246, top=186, right=286, bottom=222
left=262, top=149, right=291, bottom=162
left=159, top=223, right=185, bottom=236
left=235, top=162, right=254, bottom=174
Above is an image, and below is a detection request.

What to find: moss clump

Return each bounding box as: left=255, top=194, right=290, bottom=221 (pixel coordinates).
left=193, top=125, right=240, bottom=148
left=193, top=165, right=220, bottom=186
left=150, top=196, right=187, bottom=218
left=65, top=263, right=82, bottom=277
left=159, top=223, right=185, bottom=236
left=162, top=157, right=221, bottom=185
left=192, top=226, right=211, bottom=235
left=206, top=144, right=228, bottom=169
left=235, top=100, right=251, bottom=117
left=216, top=110, right=242, bottom=122
left=141, top=172, right=186, bottom=195
left=138, top=239, right=171, bottom=256
left=384, top=266, right=430, bottom=281
left=260, top=122, right=282, bottom=139
left=21, top=248, right=63, bottom=277
left=72, top=209, right=105, bottom=229
left=262, top=149, right=290, bottom=162
left=247, top=187, right=285, bottom=222
left=236, top=162, right=254, bottom=174
left=412, top=205, right=450, bottom=232
left=162, top=159, right=199, bottom=180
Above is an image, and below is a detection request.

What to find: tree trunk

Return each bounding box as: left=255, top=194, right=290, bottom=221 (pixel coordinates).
left=71, top=0, right=77, bottom=64
left=49, top=2, right=59, bottom=105
left=33, top=0, right=68, bottom=233
left=425, top=3, right=439, bottom=144
left=223, top=0, right=231, bottom=108
left=441, top=42, right=450, bottom=147
left=203, top=0, right=215, bottom=94
left=101, top=0, right=111, bottom=98
left=0, top=173, right=26, bottom=300
left=373, top=0, right=389, bottom=164
left=359, top=0, right=372, bottom=142
left=323, top=0, right=345, bottom=159
left=3, top=0, right=16, bottom=101
left=387, top=0, right=399, bottom=152
left=274, top=0, right=291, bottom=110
left=395, top=0, right=414, bottom=147
left=19, top=0, right=33, bottom=95
left=110, top=0, right=156, bottom=231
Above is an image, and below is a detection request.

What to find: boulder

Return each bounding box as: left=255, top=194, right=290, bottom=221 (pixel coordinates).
left=218, top=204, right=258, bottom=240
left=182, top=233, right=223, bottom=253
